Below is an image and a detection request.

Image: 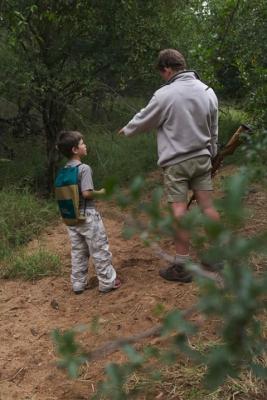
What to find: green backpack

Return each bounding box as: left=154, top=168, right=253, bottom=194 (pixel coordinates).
left=55, top=164, right=85, bottom=226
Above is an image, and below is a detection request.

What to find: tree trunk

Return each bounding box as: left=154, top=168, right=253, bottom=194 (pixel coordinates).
left=42, top=96, right=65, bottom=194
left=90, top=89, right=105, bottom=121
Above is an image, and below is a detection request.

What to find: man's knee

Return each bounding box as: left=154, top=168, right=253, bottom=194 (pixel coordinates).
left=203, top=206, right=220, bottom=221
left=171, top=202, right=188, bottom=219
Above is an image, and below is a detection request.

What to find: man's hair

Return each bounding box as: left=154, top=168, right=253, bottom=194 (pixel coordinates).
left=57, top=130, right=83, bottom=158
left=157, top=49, right=187, bottom=72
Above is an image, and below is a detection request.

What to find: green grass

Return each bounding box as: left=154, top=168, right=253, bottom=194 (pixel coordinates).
left=0, top=187, right=57, bottom=259
left=1, top=249, right=61, bottom=280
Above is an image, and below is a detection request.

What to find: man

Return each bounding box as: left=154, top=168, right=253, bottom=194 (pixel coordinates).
left=119, top=49, right=220, bottom=283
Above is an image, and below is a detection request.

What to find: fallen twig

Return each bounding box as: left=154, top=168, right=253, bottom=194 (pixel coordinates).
left=86, top=306, right=196, bottom=361
left=0, top=367, right=25, bottom=382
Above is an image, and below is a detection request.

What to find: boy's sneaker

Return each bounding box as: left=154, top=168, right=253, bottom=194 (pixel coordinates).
left=99, top=277, right=121, bottom=293
left=74, top=289, right=84, bottom=295
left=73, top=283, right=89, bottom=295
left=159, top=264, right=192, bottom=283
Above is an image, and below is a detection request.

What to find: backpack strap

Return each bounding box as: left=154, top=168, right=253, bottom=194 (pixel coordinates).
left=74, top=163, right=87, bottom=216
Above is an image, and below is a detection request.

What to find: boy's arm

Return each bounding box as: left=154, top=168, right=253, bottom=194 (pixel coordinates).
left=119, top=95, right=163, bottom=136
left=82, top=189, right=105, bottom=200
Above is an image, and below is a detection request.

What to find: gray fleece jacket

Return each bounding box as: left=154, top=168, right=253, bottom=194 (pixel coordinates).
left=123, top=71, right=218, bottom=167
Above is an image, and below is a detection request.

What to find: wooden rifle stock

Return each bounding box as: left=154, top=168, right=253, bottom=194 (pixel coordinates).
left=187, top=124, right=252, bottom=209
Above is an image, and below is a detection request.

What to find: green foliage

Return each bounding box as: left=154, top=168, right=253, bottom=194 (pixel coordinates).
left=164, top=1, right=267, bottom=126
left=241, top=128, right=267, bottom=182
left=52, top=329, right=87, bottom=379
left=0, top=0, right=178, bottom=189
left=1, top=1, right=265, bottom=191
left=1, top=249, right=61, bottom=280
left=218, top=171, right=248, bottom=225
left=0, top=187, right=57, bottom=259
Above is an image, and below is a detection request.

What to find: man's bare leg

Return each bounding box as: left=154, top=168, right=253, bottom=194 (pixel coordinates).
left=171, top=202, right=190, bottom=255
left=194, top=190, right=222, bottom=270
left=194, top=190, right=220, bottom=221
left=159, top=201, right=192, bottom=282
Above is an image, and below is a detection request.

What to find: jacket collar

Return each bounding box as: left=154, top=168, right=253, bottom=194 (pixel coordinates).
left=164, top=70, right=200, bottom=86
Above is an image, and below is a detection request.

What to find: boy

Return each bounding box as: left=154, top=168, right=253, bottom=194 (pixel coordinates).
left=119, top=49, right=220, bottom=283
left=56, top=130, right=121, bottom=294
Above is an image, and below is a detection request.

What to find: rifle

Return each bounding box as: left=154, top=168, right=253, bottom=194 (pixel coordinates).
left=187, top=124, right=252, bottom=209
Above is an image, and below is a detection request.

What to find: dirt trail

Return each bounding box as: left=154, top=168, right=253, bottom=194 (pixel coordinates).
left=0, top=166, right=266, bottom=400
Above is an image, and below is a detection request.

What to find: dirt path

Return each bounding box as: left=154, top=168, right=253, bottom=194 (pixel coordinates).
left=0, top=166, right=266, bottom=400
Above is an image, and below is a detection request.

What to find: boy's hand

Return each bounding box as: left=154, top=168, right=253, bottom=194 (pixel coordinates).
left=118, top=128, right=125, bottom=135
left=96, top=188, right=106, bottom=195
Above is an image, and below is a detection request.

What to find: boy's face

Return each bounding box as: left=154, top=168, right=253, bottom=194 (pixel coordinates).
left=73, top=138, right=87, bottom=158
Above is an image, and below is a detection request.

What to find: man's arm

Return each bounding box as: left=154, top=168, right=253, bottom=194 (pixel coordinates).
left=119, top=95, right=164, bottom=136
left=210, top=108, right=218, bottom=158
left=209, top=92, right=219, bottom=158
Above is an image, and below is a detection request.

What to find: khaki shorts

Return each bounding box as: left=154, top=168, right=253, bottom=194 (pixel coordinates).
left=163, top=156, right=212, bottom=203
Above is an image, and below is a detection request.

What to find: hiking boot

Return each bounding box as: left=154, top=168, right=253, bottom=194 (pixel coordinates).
left=159, top=264, right=192, bottom=283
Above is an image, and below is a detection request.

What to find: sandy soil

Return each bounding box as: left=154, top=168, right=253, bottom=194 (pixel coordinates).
left=0, top=166, right=266, bottom=400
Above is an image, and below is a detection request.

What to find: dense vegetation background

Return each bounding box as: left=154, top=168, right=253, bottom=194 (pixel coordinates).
left=0, top=0, right=266, bottom=191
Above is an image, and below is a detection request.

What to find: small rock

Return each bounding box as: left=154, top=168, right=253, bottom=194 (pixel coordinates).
left=50, top=299, right=59, bottom=310
left=30, top=328, right=38, bottom=336
left=248, top=187, right=257, bottom=194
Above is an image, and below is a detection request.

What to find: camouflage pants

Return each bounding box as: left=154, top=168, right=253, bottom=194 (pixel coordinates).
left=67, top=209, right=116, bottom=292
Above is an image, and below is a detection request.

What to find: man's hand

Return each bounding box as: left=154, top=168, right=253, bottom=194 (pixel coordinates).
left=118, top=128, right=125, bottom=135
left=211, top=155, right=223, bottom=177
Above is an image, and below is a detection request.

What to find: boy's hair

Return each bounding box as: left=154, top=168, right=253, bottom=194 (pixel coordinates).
left=157, top=49, right=187, bottom=72
left=57, top=130, right=83, bottom=158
